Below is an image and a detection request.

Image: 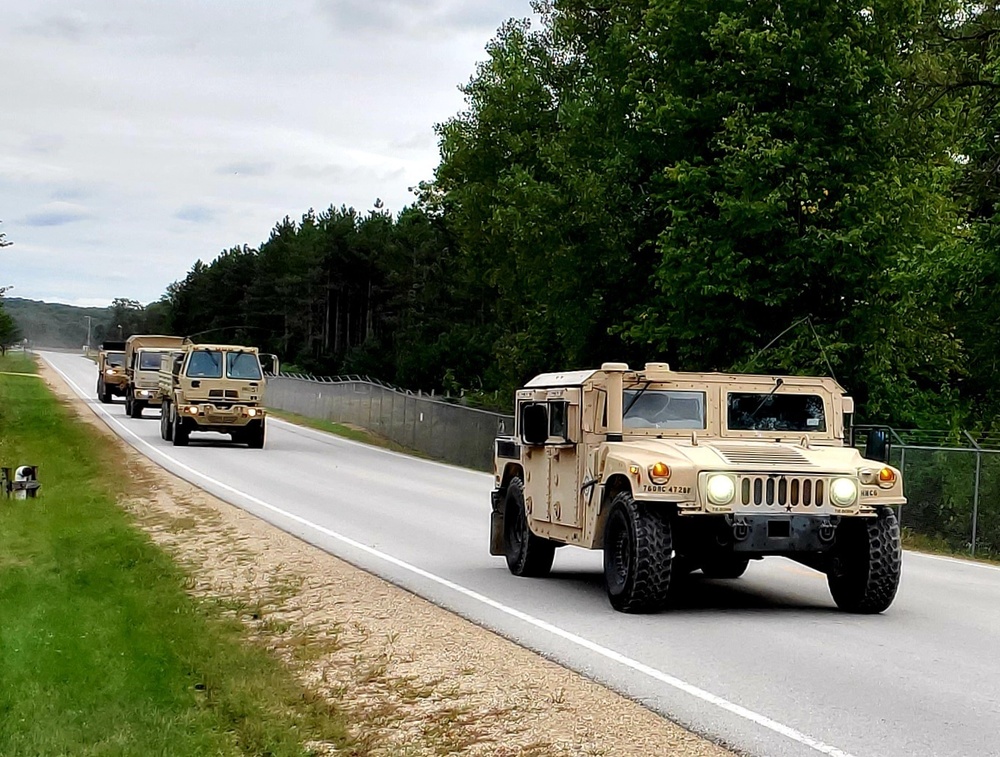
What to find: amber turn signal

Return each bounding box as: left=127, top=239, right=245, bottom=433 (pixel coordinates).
left=878, top=467, right=896, bottom=487
left=648, top=462, right=671, bottom=484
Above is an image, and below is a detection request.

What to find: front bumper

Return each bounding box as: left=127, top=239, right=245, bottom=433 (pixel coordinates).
left=180, top=404, right=265, bottom=428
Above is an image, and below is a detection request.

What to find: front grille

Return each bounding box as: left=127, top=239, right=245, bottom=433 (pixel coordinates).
left=208, top=390, right=240, bottom=399
left=712, top=444, right=813, bottom=467
left=739, top=475, right=826, bottom=507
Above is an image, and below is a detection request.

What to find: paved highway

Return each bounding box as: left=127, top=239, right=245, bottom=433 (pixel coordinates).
left=45, top=351, right=1000, bottom=757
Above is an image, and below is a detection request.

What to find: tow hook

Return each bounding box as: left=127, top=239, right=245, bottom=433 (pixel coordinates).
left=732, top=518, right=750, bottom=542
left=819, top=519, right=838, bottom=543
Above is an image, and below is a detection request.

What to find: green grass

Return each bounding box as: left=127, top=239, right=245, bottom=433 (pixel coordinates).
left=0, top=353, right=354, bottom=756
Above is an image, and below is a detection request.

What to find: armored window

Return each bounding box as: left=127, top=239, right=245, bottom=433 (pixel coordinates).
left=186, top=350, right=223, bottom=378
left=106, top=353, right=125, bottom=367
left=226, top=352, right=263, bottom=380
left=727, top=393, right=827, bottom=432
left=138, top=352, right=162, bottom=371
left=549, top=401, right=568, bottom=440
left=623, top=390, right=706, bottom=429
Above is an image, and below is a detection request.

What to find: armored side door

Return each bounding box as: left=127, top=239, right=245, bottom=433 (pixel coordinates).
left=517, top=389, right=583, bottom=528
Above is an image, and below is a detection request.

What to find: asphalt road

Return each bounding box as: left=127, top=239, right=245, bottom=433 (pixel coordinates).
left=44, top=351, right=1000, bottom=757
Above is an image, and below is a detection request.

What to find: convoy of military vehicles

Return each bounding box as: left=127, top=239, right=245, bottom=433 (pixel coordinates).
left=97, top=340, right=905, bottom=613
left=98, top=334, right=274, bottom=449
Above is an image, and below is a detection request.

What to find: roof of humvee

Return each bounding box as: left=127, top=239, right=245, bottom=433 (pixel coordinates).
left=524, top=365, right=845, bottom=393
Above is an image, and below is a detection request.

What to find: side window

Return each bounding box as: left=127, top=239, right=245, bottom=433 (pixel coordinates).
left=549, top=401, right=568, bottom=440
left=520, top=403, right=549, bottom=446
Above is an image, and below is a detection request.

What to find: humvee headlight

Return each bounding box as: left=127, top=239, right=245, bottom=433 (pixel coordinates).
left=648, top=462, right=671, bottom=484
left=247, top=408, right=257, bottom=417
left=830, top=478, right=858, bottom=506
left=706, top=475, right=736, bottom=505
left=105, top=368, right=115, bottom=375
left=186, top=406, right=200, bottom=415
left=878, top=467, right=896, bottom=488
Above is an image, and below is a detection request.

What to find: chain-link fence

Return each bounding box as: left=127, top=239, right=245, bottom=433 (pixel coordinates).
left=881, top=430, right=1000, bottom=559
left=266, top=374, right=513, bottom=471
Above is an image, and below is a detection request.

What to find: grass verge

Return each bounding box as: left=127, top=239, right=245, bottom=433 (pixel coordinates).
left=0, top=352, right=354, bottom=756
left=267, top=408, right=430, bottom=459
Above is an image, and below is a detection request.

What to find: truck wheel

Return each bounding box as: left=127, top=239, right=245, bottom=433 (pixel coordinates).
left=98, top=380, right=111, bottom=404
left=161, top=403, right=173, bottom=441
left=124, top=393, right=133, bottom=416
left=603, top=492, right=673, bottom=613
left=827, top=507, right=901, bottom=614
left=503, top=476, right=555, bottom=577
left=130, top=399, right=143, bottom=419
left=172, top=411, right=189, bottom=447
left=247, top=420, right=265, bottom=449
left=701, top=557, right=750, bottom=579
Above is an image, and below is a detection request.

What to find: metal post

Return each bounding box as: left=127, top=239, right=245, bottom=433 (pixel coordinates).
left=964, top=430, right=983, bottom=556
left=84, top=316, right=92, bottom=350
left=898, top=446, right=906, bottom=527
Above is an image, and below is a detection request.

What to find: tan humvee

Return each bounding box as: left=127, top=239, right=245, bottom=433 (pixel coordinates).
left=96, top=340, right=127, bottom=403
left=156, top=343, right=276, bottom=448
left=124, top=335, right=186, bottom=418
left=491, top=362, right=904, bottom=614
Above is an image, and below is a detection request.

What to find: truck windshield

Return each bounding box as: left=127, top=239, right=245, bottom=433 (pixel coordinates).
left=226, top=352, right=262, bottom=380
left=623, top=390, right=706, bottom=429
left=106, top=353, right=125, bottom=368
left=186, top=350, right=223, bottom=378
left=728, top=392, right=827, bottom=432
left=138, top=352, right=162, bottom=371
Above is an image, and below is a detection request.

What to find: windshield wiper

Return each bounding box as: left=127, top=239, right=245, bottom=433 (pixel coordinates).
left=748, top=377, right=784, bottom=420
left=623, top=381, right=652, bottom=417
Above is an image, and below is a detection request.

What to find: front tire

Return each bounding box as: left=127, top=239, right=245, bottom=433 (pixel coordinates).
left=247, top=419, right=265, bottom=449
left=827, top=508, right=901, bottom=614
left=603, top=492, right=673, bottom=613
left=503, top=477, right=555, bottom=577
left=160, top=402, right=173, bottom=441
left=171, top=410, right=189, bottom=447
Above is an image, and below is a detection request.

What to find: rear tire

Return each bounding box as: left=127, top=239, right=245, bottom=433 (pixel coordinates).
left=161, top=402, right=173, bottom=441
left=503, top=477, right=555, bottom=577
left=827, top=507, right=901, bottom=614
left=171, top=410, right=189, bottom=447
left=603, top=492, right=673, bottom=613
left=701, top=556, right=750, bottom=579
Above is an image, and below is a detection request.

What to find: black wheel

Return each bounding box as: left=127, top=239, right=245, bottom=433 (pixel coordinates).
left=701, top=556, right=750, bottom=579
left=98, top=380, right=111, bottom=404
left=130, top=399, right=144, bottom=418
left=124, top=393, right=133, bottom=415
left=172, top=410, right=189, bottom=447
left=603, top=491, right=673, bottom=613
left=503, top=476, right=555, bottom=577
left=247, top=419, right=265, bottom=449
left=827, top=507, right=901, bottom=614
left=161, top=402, right=173, bottom=441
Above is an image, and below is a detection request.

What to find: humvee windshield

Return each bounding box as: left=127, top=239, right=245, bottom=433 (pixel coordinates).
left=226, top=352, right=262, bottom=380
left=106, top=352, right=124, bottom=368
left=623, top=389, right=706, bottom=429
left=727, top=392, right=827, bottom=432
left=186, top=350, right=223, bottom=378
left=138, top=352, right=163, bottom=371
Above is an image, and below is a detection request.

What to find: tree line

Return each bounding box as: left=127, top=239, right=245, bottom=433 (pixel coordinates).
left=143, top=1, right=1000, bottom=425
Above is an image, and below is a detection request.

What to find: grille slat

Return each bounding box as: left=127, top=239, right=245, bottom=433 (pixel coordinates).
left=738, top=475, right=834, bottom=508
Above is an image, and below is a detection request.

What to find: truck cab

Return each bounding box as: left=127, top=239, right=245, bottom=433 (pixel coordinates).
left=96, top=340, right=127, bottom=403
left=124, top=335, right=186, bottom=417
left=491, top=362, right=904, bottom=614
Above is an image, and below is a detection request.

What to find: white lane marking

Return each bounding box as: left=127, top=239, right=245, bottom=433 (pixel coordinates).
left=905, top=551, right=1000, bottom=573
left=46, top=354, right=856, bottom=757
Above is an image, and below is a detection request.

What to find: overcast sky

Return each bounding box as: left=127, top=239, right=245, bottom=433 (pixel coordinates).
left=0, top=1, right=531, bottom=307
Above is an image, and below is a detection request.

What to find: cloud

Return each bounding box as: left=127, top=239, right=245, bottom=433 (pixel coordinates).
left=216, top=161, right=274, bottom=177
left=173, top=204, right=216, bottom=223
left=21, top=12, right=88, bottom=42
left=317, top=0, right=515, bottom=36
left=21, top=201, right=91, bottom=227
left=24, top=134, right=65, bottom=155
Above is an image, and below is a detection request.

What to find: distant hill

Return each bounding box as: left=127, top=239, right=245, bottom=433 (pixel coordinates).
left=2, top=298, right=110, bottom=349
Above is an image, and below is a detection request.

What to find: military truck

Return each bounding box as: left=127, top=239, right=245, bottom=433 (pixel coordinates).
left=124, top=335, right=186, bottom=418
left=490, top=362, right=904, bottom=614
left=96, top=340, right=127, bottom=403
left=157, top=343, right=274, bottom=448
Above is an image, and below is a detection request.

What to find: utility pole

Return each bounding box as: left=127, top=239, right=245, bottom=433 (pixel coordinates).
left=84, top=316, right=92, bottom=350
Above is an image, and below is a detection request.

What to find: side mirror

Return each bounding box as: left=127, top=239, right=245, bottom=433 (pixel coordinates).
left=260, top=353, right=280, bottom=375
left=865, top=428, right=891, bottom=463
left=521, top=403, right=549, bottom=446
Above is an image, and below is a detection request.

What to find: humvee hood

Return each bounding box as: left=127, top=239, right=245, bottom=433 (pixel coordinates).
left=613, top=439, right=864, bottom=472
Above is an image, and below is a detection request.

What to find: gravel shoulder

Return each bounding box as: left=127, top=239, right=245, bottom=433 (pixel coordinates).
left=41, top=362, right=734, bottom=757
